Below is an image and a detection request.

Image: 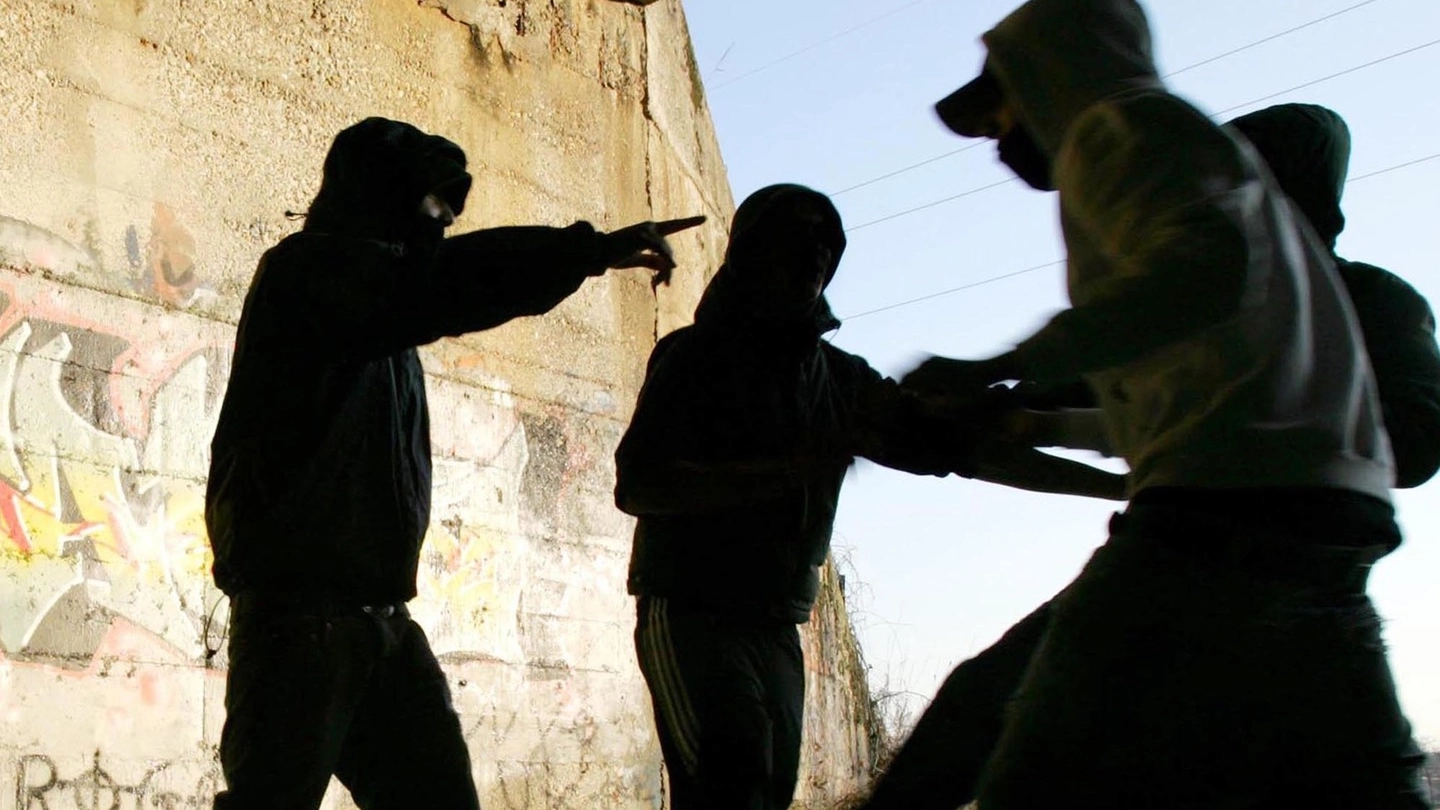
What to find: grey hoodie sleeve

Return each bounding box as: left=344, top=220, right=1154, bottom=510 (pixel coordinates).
left=1013, top=98, right=1253, bottom=384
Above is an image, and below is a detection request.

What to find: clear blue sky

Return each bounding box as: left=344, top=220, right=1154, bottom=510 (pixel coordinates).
left=683, top=0, right=1440, bottom=743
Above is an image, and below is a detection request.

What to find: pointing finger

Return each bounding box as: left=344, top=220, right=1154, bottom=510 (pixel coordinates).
left=653, top=215, right=707, bottom=236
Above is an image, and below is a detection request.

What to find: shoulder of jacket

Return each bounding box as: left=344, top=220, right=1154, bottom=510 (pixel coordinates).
left=1338, top=259, right=1435, bottom=322
left=1064, top=92, right=1236, bottom=163
left=1059, top=93, right=1252, bottom=208
left=819, top=340, right=874, bottom=372
left=643, top=326, right=699, bottom=373
left=1338, top=258, right=1416, bottom=294
left=653, top=325, right=697, bottom=355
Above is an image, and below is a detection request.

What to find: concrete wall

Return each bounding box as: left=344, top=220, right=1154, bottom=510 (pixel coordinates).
left=0, top=1, right=879, bottom=807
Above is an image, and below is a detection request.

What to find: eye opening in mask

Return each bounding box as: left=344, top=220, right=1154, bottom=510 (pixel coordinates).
left=419, top=193, right=457, bottom=226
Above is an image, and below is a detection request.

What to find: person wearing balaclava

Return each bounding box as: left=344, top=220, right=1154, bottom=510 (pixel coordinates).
left=857, top=102, right=1440, bottom=810
left=897, top=1, right=1428, bottom=807
left=206, top=117, right=703, bottom=810
left=613, top=183, right=1125, bottom=810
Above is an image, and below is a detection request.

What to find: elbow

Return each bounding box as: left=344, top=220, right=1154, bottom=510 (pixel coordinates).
left=613, top=469, right=641, bottom=515
left=614, top=466, right=659, bottom=516
left=1382, top=403, right=1440, bottom=488
left=614, top=485, right=644, bottom=516
left=1393, top=452, right=1440, bottom=490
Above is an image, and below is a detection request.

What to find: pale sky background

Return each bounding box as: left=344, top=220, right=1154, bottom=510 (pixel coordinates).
left=683, top=0, right=1440, bottom=743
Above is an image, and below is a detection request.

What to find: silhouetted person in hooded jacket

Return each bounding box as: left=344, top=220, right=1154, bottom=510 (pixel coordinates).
left=898, top=0, right=1428, bottom=806
left=859, top=98, right=1440, bottom=810
left=614, top=184, right=1121, bottom=810
left=1230, top=103, right=1440, bottom=489
left=206, top=116, right=702, bottom=810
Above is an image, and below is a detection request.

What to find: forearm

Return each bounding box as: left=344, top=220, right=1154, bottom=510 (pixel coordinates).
left=427, top=223, right=607, bottom=336
left=1010, top=409, right=1115, bottom=455
left=854, top=374, right=992, bottom=476
left=857, top=424, right=971, bottom=477
left=969, top=443, right=1127, bottom=500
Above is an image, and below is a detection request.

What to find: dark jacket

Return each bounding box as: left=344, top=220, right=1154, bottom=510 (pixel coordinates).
left=207, top=118, right=608, bottom=601
left=1230, top=104, right=1440, bottom=488
left=615, top=185, right=974, bottom=623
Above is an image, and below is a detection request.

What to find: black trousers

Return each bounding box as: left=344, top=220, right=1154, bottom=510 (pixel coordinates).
left=867, top=490, right=1430, bottom=810
left=862, top=600, right=1051, bottom=810
left=634, top=595, right=805, bottom=810
left=213, top=595, right=480, bottom=810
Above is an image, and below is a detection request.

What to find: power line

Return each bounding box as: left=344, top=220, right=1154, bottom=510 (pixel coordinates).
left=1215, top=37, right=1440, bottom=116
left=843, top=37, right=1440, bottom=235
left=842, top=151, right=1440, bottom=322
left=1163, top=0, right=1386, bottom=78
left=845, top=177, right=1019, bottom=233
left=711, top=0, right=932, bottom=91
left=1347, top=151, right=1440, bottom=184
left=818, top=1, right=1392, bottom=202
left=843, top=260, right=1063, bottom=320
left=830, top=143, right=984, bottom=197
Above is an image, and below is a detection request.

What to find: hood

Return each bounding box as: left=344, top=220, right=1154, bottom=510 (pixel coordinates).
left=981, top=0, right=1163, bottom=156
left=303, top=117, right=474, bottom=241
left=693, top=184, right=845, bottom=335
left=1228, top=103, right=1350, bottom=250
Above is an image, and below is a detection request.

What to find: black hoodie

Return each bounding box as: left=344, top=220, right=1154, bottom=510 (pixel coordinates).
left=207, top=117, right=609, bottom=601
left=1230, top=104, right=1440, bottom=488
left=615, top=185, right=975, bottom=622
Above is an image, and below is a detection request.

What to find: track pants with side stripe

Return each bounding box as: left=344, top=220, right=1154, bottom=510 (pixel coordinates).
left=634, top=595, right=805, bottom=810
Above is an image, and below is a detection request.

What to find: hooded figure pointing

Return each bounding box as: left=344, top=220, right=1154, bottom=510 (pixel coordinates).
left=900, top=1, right=1428, bottom=808
left=206, top=117, right=702, bottom=810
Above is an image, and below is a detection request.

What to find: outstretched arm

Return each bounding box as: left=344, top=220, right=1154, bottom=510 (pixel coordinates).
left=428, top=215, right=707, bottom=338
left=278, top=216, right=704, bottom=360
left=1005, top=408, right=1115, bottom=456
left=968, top=442, right=1126, bottom=500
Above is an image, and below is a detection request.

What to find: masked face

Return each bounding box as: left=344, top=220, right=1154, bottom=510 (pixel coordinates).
left=937, top=75, right=1055, bottom=192
left=997, top=125, right=1054, bottom=191
left=388, top=193, right=452, bottom=255
left=733, top=197, right=837, bottom=317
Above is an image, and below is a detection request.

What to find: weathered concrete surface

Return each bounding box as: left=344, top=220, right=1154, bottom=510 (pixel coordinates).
left=0, top=1, right=879, bottom=807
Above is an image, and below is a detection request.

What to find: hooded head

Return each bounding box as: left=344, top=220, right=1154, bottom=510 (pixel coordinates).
left=694, top=184, right=846, bottom=336
left=303, top=117, right=474, bottom=243
left=1228, top=104, right=1351, bottom=250
left=935, top=0, right=1163, bottom=180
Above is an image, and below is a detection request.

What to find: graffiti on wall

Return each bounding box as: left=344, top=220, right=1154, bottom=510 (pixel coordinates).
left=13, top=751, right=222, bottom=810
left=0, top=206, right=550, bottom=665
left=0, top=204, right=699, bottom=810
left=0, top=210, right=230, bottom=665
left=124, top=203, right=215, bottom=310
